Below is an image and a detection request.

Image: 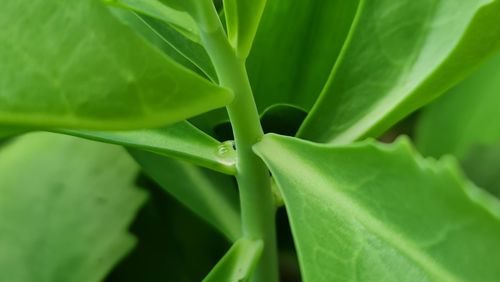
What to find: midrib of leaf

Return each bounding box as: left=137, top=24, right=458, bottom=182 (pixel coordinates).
left=276, top=146, right=463, bottom=282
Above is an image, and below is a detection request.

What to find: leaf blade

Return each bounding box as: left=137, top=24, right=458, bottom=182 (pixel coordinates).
left=223, top=0, right=267, bottom=58
left=416, top=53, right=500, bottom=158
left=255, top=134, right=500, bottom=281
left=59, top=121, right=235, bottom=175
left=298, top=0, right=500, bottom=143
left=0, top=132, right=146, bottom=282
left=130, top=149, right=241, bottom=241
left=247, top=0, right=359, bottom=111
left=0, top=0, right=232, bottom=130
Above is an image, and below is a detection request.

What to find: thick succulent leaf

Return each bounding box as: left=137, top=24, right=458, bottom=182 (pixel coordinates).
left=416, top=53, right=500, bottom=158
left=462, top=143, right=500, bottom=198
left=136, top=14, right=217, bottom=81
left=298, top=0, right=500, bottom=144
left=0, top=0, right=232, bottom=130
left=255, top=134, right=500, bottom=281
left=130, top=149, right=241, bottom=241
left=223, top=0, right=267, bottom=58
left=203, top=239, right=263, bottom=282
left=0, top=132, right=146, bottom=282
left=247, top=0, right=359, bottom=111
left=109, top=4, right=217, bottom=81
left=106, top=0, right=199, bottom=42
left=59, top=121, right=235, bottom=175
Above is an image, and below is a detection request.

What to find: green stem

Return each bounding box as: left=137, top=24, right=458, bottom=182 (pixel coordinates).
left=198, top=3, right=279, bottom=282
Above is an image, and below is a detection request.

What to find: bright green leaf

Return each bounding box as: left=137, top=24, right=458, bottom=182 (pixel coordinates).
left=59, top=121, right=235, bottom=175
left=130, top=149, right=241, bottom=241
left=248, top=0, right=359, bottom=111
left=255, top=134, right=500, bottom=281
left=416, top=53, right=500, bottom=158
left=108, top=4, right=218, bottom=81
left=298, top=0, right=500, bottom=144
left=136, top=14, right=218, bottom=81
left=0, top=132, right=146, bottom=282
left=106, top=0, right=200, bottom=42
left=223, top=0, right=268, bottom=58
left=0, top=0, right=232, bottom=130
left=203, top=239, right=263, bottom=282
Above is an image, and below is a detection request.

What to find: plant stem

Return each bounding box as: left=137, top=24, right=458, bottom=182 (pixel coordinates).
left=198, top=4, right=279, bottom=282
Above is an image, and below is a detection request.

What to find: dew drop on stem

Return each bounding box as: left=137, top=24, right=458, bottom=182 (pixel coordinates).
left=215, top=140, right=237, bottom=166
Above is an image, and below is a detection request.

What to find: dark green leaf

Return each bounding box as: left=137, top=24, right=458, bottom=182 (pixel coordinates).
left=248, top=0, right=359, bottom=111
left=108, top=175, right=229, bottom=282
left=0, top=133, right=146, bottom=282
left=0, top=0, right=231, bottom=129
left=255, top=134, right=500, bottom=281
left=130, top=149, right=241, bottom=241
left=461, top=143, right=500, bottom=198
left=298, top=0, right=500, bottom=144
left=203, top=239, right=263, bottom=282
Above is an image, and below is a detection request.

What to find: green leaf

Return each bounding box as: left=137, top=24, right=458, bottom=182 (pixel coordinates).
left=255, top=134, right=500, bottom=281
left=59, top=121, right=235, bottom=175
left=106, top=0, right=200, bottom=42
left=109, top=174, right=230, bottom=282
left=298, top=0, right=500, bottom=144
left=0, top=132, right=146, bottom=282
left=110, top=7, right=217, bottom=81
left=247, top=0, right=359, bottom=111
left=223, top=0, right=267, bottom=58
left=416, top=53, right=500, bottom=158
left=108, top=3, right=218, bottom=81
left=461, top=143, right=500, bottom=198
left=0, top=0, right=232, bottom=130
left=203, top=239, right=263, bottom=282
left=136, top=14, right=218, bottom=81
left=130, top=149, right=241, bottom=241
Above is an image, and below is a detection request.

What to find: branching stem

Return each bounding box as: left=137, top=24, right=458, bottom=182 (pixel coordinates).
left=198, top=3, right=279, bottom=282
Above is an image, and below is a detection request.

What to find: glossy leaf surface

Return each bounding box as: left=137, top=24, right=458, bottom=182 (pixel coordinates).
left=416, top=53, right=500, bottom=158
left=0, top=133, right=146, bottom=282
left=298, top=0, right=500, bottom=144
left=203, top=239, right=263, bottom=282
left=109, top=5, right=217, bottom=81
left=0, top=0, right=231, bottom=129
left=60, top=121, right=235, bottom=175
left=107, top=0, right=199, bottom=42
left=255, top=134, right=500, bottom=281
left=130, top=150, right=241, bottom=241
left=136, top=14, right=217, bottom=80
left=223, top=0, right=267, bottom=58
left=247, top=0, right=359, bottom=111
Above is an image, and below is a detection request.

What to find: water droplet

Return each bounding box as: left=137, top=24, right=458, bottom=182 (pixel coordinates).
left=215, top=140, right=237, bottom=166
